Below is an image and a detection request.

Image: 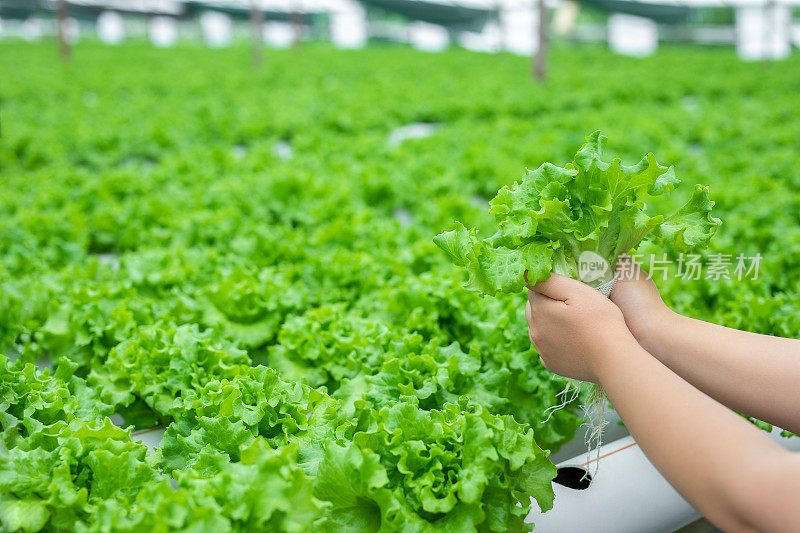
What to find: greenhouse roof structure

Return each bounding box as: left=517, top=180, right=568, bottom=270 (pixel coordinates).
left=0, top=0, right=183, bottom=16
left=0, top=0, right=359, bottom=19
left=183, top=0, right=363, bottom=15
left=360, top=0, right=492, bottom=31
left=581, top=0, right=691, bottom=23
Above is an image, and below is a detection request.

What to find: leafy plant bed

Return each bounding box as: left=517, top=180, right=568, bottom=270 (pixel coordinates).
left=3, top=42, right=800, bottom=532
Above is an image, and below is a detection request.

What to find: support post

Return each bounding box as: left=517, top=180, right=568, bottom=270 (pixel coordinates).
left=534, top=0, right=547, bottom=81
left=291, top=11, right=303, bottom=47
left=57, top=0, right=71, bottom=60
left=291, top=0, right=303, bottom=47
left=250, top=0, right=263, bottom=67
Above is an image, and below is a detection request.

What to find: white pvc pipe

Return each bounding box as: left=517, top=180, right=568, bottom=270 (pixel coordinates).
left=527, top=429, right=800, bottom=532
left=548, top=407, right=629, bottom=464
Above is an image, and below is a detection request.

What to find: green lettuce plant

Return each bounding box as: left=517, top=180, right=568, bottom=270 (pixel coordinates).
left=434, top=132, right=721, bottom=295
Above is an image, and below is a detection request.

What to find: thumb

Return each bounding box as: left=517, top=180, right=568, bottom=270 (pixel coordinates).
left=532, top=273, right=586, bottom=301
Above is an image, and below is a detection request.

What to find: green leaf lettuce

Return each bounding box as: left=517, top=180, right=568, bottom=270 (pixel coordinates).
left=434, top=132, right=721, bottom=295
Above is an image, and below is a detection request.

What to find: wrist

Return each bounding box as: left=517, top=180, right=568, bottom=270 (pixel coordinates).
left=594, top=333, right=648, bottom=384
left=631, top=306, right=680, bottom=357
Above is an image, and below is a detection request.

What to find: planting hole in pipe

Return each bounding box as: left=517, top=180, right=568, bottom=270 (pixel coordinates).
left=553, top=466, right=592, bottom=490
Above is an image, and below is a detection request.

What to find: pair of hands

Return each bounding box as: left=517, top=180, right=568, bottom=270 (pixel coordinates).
left=525, top=257, right=669, bottom=383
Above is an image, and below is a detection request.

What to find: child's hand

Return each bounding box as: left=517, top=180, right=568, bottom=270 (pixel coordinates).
left=610, top=255, right=675, bottom=352
left=525, top=273, right=637, bottom=383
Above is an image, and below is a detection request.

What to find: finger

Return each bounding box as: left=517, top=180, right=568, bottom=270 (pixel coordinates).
left=531, top=273, right=586, bottom=302
left=528, top=289, right=563, bottom=317
left=523, top=270, right=534, bottom=290
left=528, top=288, right=549, bottom=306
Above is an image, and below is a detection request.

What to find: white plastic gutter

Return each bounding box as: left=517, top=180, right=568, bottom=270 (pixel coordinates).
left=527, top=429, right=800, bottom=533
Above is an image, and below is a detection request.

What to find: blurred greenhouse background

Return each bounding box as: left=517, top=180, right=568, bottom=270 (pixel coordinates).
left=2, top=0, right=800, bottom=60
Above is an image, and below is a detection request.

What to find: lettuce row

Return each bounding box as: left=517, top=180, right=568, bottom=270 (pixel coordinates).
left=159, top=365, right=341, bottom=475
left=158, top=364, right=557, bottom=532
left=268, top=303, right=580, bottom=453
left=80, top=442, right=327, bottom=533
left=1, top=339, right=558, bottom=533
left=88, top=324, right=250, bottom=424
left=0, top=358, right=157, bottom=533
left=330, top=401, right=557, bottom=532
left=434, top=132, right=721, bottom=294
left=0, top=417, right=161, bottom=533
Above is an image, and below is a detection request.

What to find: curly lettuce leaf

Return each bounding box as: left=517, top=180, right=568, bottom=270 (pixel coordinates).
left=80, top=441, right=327, bottom=533
left=434, top=132, right=721, bottom=295
left=322, top=401, right=556, bottom=532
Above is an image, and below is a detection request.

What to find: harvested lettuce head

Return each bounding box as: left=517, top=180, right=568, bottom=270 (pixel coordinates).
left=434, top=131, right=721, bottom=295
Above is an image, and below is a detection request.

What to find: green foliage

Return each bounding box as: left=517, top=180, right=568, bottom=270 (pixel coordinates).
left=321, top=401, right=556, bottom=532
left=0, top=359, right=157, bottom=532
left=435, top=132, right=721, bottom=294
left=82, top=442, right=328, bottom=533
left=2, top=41, right=799, bottom=532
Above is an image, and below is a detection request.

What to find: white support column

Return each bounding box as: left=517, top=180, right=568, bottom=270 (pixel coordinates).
left=200, top=11, right=233, bottom=48
left=330, top=1, right=368, bottom=48
left=458, top=22, right=502, bottom=53
left=263, top=22, right=295, bottom=48
left=22, top=17, right=44, bottom=41
left=500, top=0, right=539, bottom=56
left=736, top=4, right=791, bottom=60
left=97, top=11, right=125, bottom=44
left=408, top=21, right=449, bottom=52
left=608, top=13, right=658, bottom=57
left=149, top=16, right=178, bottom=48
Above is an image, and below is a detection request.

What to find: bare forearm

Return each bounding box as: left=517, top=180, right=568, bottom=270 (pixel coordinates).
left=527, top=272, right=800, bottom=529
left=597, top=342, right=800, bottom=532
left=639, top=310, right=800, bottom=435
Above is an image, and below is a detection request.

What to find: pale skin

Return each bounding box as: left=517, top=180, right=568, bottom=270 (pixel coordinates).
left=525, top=256, right=800, bottom=533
